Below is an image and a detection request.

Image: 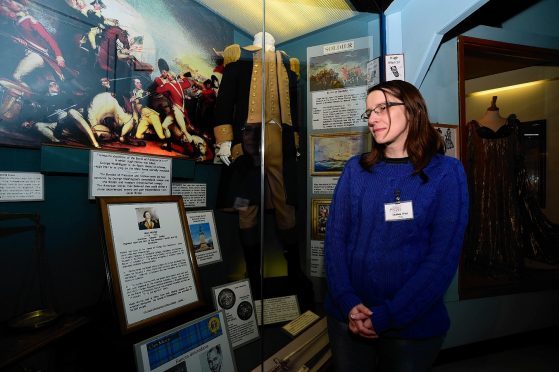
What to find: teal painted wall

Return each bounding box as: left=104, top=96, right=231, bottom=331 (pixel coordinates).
left=0, top=146, right=225, bottom=322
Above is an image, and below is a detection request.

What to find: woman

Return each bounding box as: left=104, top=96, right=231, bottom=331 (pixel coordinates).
left=138, top=211, right=159, bottom=230
left=325, top=80, right=469, bottom=371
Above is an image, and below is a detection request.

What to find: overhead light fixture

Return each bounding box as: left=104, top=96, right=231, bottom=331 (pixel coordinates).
left=194, top=0, right=360, bottom=44
left=468, top=80, right=547, bottom=97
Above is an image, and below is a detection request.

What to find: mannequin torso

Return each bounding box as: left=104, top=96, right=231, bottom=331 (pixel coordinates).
left=477, top=108, right=507, bottom=132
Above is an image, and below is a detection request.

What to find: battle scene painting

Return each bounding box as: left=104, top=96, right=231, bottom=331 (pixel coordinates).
left=309, top=48, right=369, bottom=92
left=0, top=0, right=237, bottom=161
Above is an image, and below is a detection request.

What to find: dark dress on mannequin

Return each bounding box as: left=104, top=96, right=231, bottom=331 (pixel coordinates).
left=464, top=114, right=559, bottom=277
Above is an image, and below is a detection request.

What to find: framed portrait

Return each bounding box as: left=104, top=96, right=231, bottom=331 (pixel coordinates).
left=433, top=123, right=459, bottom=159
left=311, top=199, right=332, bottom=241
left=212, top=279, right=259, bottom=349
left=310, top=132, right=370, bottom=176
left=134, top=310, right=237, bottom=372
left=186, top=210, right=222, bottom=266
left=98, top=195, right=203, bottom=334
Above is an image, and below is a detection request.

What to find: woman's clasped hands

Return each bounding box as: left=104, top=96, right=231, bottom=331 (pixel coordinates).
left=348, top=303, right=378, bottom=339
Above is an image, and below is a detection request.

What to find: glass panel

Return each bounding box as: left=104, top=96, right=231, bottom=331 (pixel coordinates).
left=459, top=37, right=559, bottom=299
left=0, top=0, right=380, bottom=369
left=257, top=0, right=380, bottom=368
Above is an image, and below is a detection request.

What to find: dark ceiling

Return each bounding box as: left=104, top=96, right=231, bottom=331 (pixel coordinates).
left=442, top=0, right=542, bottom=42
left=349, top=0, right=393, bottom=13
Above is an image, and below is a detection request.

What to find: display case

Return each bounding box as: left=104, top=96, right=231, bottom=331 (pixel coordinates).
left=0, top=0, right=382, bottom=370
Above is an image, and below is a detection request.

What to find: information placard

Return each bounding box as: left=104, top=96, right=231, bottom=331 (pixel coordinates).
left=186, top=210, right=222, bottom=266
left=310, top=240, right=326, bottom=278
left=0, top=172, right=44, bottom=202
left=134, top=310, right=237, bottom=372
left=212, top=280, right=259, bottom=349
left=89, top=151, right=172, bottom=199
left=172, top=182, right=207, bottom=208
left=385, top=53, right=405, bottom=81
left=312, top=176, right=339, bottom=195
left=307, top=37, right=372, bottom=130
left=98, top=195, right=202, bottom=334
left=282, top=310, right=320, bottom=337
left=254, top=295, right=300, bottom=326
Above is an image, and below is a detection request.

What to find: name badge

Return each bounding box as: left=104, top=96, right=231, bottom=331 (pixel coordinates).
left=384, top=201, right=414, bottom=221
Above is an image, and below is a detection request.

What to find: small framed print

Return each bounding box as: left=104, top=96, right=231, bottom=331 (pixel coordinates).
left=186, top=210, right=222, bottom=266
left=310, top=132, right=370, bottom=176
left=366, top=57, right=380, bottom=89
left=311, top=198, right=332, bottom=240
left=98, top=195, right=203, bottom=334
left=134, top=310, right=237, bottom=372
left=433, top=123, right=459, bottom=159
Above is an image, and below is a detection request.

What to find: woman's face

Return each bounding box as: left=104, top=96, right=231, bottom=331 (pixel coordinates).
left=366, top=90, right=409, bottom=154
left=144, top=212, right=151, bottom=220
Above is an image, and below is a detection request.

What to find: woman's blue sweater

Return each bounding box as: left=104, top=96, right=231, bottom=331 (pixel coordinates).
left=324, top=154, right=469, bottom=339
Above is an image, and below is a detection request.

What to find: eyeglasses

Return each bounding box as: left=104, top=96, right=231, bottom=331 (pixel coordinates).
left=361, top=102, right=405, bottom=121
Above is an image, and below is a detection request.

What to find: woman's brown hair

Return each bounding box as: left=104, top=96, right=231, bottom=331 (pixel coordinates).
left=359, top=80, right=444, bottom=179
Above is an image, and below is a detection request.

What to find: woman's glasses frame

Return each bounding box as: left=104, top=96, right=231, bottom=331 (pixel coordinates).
left=361, top=102, right=405, bottom=121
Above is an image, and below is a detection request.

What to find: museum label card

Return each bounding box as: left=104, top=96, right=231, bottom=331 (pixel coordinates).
left=254, top=295, right=300, bottom=326
left=311, top=177, right=339, bottom=195
left=385, top=53, right=405, bottom=81
left=108, top=201, right=198, bottom=328
left=310, top=240, right=326, bottom=278
left=367, top=57, right=380, bottom=89
left=212, top=279, right=259, bottom=349
left=172, top=182, right=207, bottom=208
left=282, top=310, right=321, bottom=337
left=0, top=172, right=43, bottom=201
left=134, top=311, right=236, bottom=372
left=89, top=151, right=171, bottom=199
left=186, top=210, right=222, bottom=266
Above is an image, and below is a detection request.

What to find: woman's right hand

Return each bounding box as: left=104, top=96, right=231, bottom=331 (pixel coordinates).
left=348, top=304, right=378, bottom=339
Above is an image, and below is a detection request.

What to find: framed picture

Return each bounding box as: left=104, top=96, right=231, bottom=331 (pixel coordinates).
left=186, top=210, right=222, bottom=266
left=134, top=310, right=237, bottom=372
left=433, top=123, right=459, bottom=159
left=212, top=279, right=259, bottom=349
left=366, top=57, right=380, bottom=89
left=98, top=195, right=203, bottom=334
left=311, top=199, right=332, bottom=240
left=310, top=132, right=370, bottom=176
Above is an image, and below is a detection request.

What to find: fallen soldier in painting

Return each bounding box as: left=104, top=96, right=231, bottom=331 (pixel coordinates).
left=20, top=80, right=100, bottom=148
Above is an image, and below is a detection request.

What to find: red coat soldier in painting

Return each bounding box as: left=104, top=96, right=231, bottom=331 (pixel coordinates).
left=0, top=0, right=222, bottom=161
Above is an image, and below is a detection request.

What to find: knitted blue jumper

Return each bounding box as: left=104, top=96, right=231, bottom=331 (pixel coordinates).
left=324, top=154, right=469, bottom=339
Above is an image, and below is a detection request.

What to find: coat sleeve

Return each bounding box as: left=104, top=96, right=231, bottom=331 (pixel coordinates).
left=213, top=61, right=238, bottom=143
left=371, top=159, right=469, bottom=333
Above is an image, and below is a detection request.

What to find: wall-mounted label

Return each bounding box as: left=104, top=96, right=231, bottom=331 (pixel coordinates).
left=323, top=40, right=355, bottom=55
left=0, top=172, right=44, bottom=202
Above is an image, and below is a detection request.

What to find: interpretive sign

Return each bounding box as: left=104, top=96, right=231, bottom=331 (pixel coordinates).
left=186, top=210, right=222, bottom=266
left=212, top=279, right=259, bottom=349
left=172, top=182, right=207, bottom=208
left=89, top=150, right=172, bottom=199
left=98, top=195, right=202, bottom=333
left=307, top=37, right=372, bottom=130
left=254, top=295, right=300, bottom=326
left=134, top=310, right=237, bottom=372
left=0, top=172, right=44, bottom=202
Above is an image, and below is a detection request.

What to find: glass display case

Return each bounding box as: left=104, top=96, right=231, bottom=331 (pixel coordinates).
left=0, top=0, right=382, bottom=370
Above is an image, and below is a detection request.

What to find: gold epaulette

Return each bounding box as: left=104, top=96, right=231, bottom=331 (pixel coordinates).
left=223, top=44, right=241, bottom=66
left=289, top=57, right=300, bottom=80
